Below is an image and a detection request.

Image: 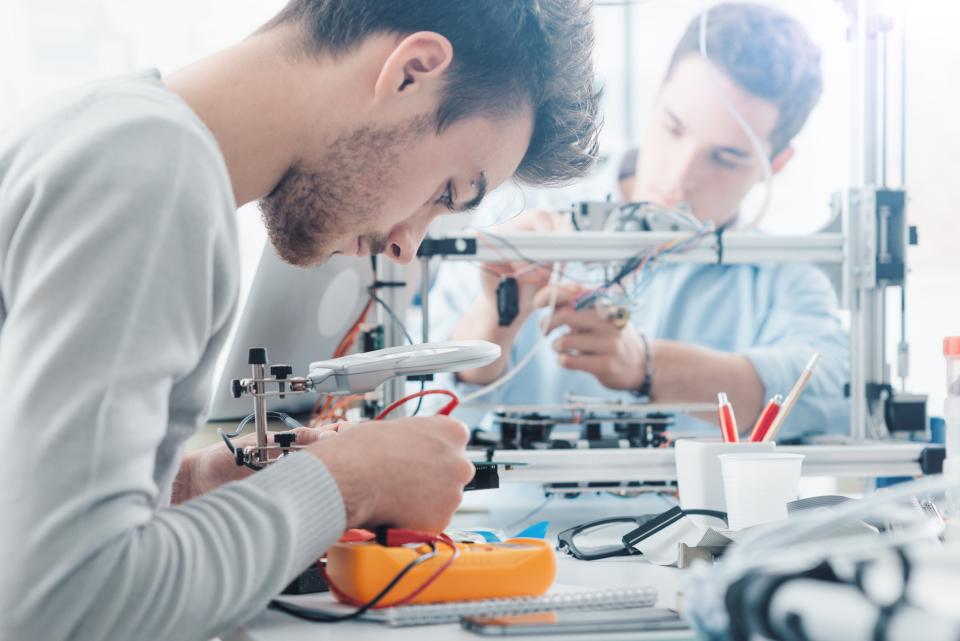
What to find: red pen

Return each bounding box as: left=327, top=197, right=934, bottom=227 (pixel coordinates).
left=749, top=394, right=784, bottom=443
left=717, top=392, right=739, bottom=443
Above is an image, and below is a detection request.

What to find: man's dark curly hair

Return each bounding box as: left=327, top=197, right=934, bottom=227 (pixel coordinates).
left=265, top=0, right=602, bottom=185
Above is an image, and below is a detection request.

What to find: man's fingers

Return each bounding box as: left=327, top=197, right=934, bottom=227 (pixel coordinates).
left=552, top=333, right=611, bottom=355
left=429, top=416, right=470, bottom=447
left=376, top=415, right=470, bottom=447
left=532, top=283, right=584, bottom=309
left=557, top=353, right=608, bottom=377
left=543, top=305, right=617, bottom=335
left=499, top=208, right=570, bottom=234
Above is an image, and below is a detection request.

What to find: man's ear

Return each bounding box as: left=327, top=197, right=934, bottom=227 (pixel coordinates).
left=374, top=32, right=453, bottom=101
left=770, top=145, right=795, bottom=176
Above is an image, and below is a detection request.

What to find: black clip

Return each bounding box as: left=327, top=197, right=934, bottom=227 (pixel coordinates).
left=496, top=277, right=520, bottom=327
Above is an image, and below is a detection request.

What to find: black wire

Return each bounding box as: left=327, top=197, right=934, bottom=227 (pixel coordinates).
left=368, top=288, right=414, bottom=345
left=477, top=230, right=596, bottom=286
left=220, top=429, right=236, bottom=453
left=219, top=412, right=302, bottom=470
left=268, top=543, right=438, bottom=622
left=574, top=226, right=713, bottom=311
left=477, top=229, right=541, bottom=267
left=411, top=378, right=427, bottom=417
left=367, top=286, right=427, bottom=416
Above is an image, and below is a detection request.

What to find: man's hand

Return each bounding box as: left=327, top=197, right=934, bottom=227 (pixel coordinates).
left=538, top=286, right=648, bottom=391
left=173, top=424, right=340, bottom=504
left=476, top=209, right=570, bottom=321
left=306, top=416, right=475, bottom=533
left=452, top=210, right=571, bottom=385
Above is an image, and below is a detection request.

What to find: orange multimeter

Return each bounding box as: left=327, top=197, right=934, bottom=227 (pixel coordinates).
left=324, top=537, right=556, bottom=607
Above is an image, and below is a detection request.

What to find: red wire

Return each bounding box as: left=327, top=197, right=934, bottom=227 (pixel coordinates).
left=318, top=533, right=460, bottom=608
left=391, top=534, right=460, bottom=606
left=374, top=389, right=459, bottom=420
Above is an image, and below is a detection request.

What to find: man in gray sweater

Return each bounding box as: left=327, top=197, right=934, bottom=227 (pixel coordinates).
left=0, top=2, right=600, bottom=640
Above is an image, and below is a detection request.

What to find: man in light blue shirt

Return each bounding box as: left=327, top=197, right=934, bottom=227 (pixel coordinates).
left=431, top=3, right=849, bottom=439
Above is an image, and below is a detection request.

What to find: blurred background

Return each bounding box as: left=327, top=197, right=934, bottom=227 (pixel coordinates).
left=0, top=0, right=956, bottom=410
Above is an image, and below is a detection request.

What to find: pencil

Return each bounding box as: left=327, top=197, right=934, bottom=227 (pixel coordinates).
left=762, top=353, right=822, bottom=442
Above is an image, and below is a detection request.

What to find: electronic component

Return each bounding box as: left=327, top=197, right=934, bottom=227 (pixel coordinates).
left=482, top=407, right=677, bottom=451
left=465, top=462, right=501, bottom=491
left=496, top=276, right=519, bottom=327
left=325, top=537, right=555, bottom=607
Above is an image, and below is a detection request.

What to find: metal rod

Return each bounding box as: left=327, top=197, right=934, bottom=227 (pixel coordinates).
left=251, top=363, right=268, bottom=464
left=375, top=257, right=408, bottom=412
left=474, top=443, right=930, bottom=483
left=432, top=231, right=844, bottom=264
left=420, top=255, right=430, bottom=344
left=900, top=14, right=907, bottom=186
left=881, top=20, right=888, bottom=186
left=622, top=0, right=636, bottom=145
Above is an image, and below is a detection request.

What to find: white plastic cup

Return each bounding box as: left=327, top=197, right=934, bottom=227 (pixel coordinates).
left=674, top=438, right=776, bottom=527
left=719, top=453, right=804, bottom=530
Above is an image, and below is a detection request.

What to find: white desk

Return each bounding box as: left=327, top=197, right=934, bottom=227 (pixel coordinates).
left=225, top=555, right=694, bottom=641
left=222, top=480, right=705, bottom=641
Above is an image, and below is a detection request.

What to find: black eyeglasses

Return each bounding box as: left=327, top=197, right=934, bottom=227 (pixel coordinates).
left=557, top=515, right=654, bottom=561
left=557, top=507, right=727, bottom=561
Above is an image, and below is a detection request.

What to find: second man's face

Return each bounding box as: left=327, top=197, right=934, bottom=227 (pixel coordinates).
left=632, top=55, right=782, bottom=227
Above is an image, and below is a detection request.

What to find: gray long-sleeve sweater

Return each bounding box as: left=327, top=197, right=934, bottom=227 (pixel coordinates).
left=0, top=70, right=346, bottom=641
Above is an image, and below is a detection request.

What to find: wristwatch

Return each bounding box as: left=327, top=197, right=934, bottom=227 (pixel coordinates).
left=632, top=332, right=654, bottom=401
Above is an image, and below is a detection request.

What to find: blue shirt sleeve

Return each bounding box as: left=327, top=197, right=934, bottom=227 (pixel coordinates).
left=742, top=264, right=850, bottom=438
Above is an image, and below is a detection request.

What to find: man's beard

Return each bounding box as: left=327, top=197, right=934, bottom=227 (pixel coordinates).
left=259, top=116, right=431, bottom=266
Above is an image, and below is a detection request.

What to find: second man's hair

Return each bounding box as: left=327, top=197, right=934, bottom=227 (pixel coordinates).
left=667, top=2, right=823, bottom=155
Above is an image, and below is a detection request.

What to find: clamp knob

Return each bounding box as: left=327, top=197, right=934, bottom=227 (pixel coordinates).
left=230, top=379, right=243, bottom=399
left=271, top=364, right=293, bottom=398
left=274, top=432, right=297, bottom=449
left=248, top=348, right=268, bottom=365
left=270, top=364, right=293, bottom=380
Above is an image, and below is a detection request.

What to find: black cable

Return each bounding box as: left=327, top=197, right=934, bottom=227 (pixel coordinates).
left=368, top=288, right=414, bottom=345
left=478, top=229, right=543, bottom=267
left=477, top=230, right=595, bottom=287
left=367, top=286, right=427, bottom=416
left=219, top=412, right=302, bottom=470
left=268, top=543, right=438, bottom=622
left=411, top=378, right=427, bottom=417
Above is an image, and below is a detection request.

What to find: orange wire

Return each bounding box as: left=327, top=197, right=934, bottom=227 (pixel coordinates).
left=334, top=298, right=374, bottom=358
left=309, top=298, right=375, bottom=426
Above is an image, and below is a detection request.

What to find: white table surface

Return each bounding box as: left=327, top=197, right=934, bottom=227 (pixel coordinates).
left=225, top=554, right=695, bottom=641
left=222, top=487, right=707, bottom=641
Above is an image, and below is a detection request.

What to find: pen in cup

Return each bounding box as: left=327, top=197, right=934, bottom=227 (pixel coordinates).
left=762, top=353, right=822, bottom=443
left=717, top=392, right=739, bottom=443
left=749, top=394, right=783, bottom=443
